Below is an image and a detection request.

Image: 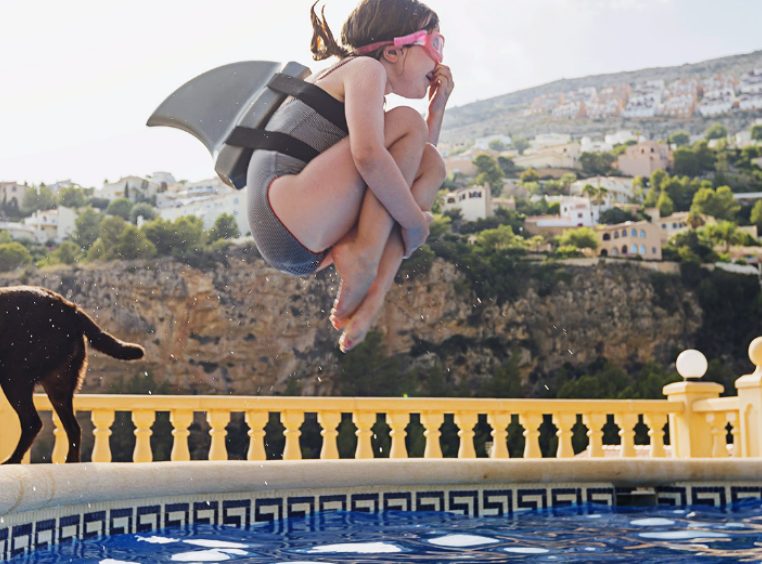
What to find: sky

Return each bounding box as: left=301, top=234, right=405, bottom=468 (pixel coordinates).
left=1, top=0, right=760, bottom=188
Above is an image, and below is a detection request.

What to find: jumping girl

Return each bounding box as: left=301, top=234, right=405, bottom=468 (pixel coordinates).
left=246, top=0, right=453, bottom=352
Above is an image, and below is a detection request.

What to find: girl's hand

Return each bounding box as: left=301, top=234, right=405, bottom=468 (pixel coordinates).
left=428, top=64, right=454, bottom=113
left=401, top=211, right=434, bottom=258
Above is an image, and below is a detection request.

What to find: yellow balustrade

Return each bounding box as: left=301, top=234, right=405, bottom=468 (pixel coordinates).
left=0, top=337, right=758, bottom=466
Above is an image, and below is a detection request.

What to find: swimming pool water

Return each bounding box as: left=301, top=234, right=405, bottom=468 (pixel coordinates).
left=13, top=502, right=762, bottom=563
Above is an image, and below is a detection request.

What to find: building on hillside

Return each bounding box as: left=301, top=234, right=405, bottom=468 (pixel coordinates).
left=523, top=196, right=606, bottom=236
left=100, top=175, right=166, bottom=203
left=473, top=134, right=512, bottom=151
left=733, top=192, right=762, bottom=205
left=580, top=137, right=613, bottom=153
left=570, top=176, right=635, bottom=204
left=441, top=185, right=493, bottom=222
left=156, top=178, right=230, bottom=208
left=514, top=142, right=580, bottom=170
left=22, top=206, right=77, bottom=243
left=0, top=221, right=36, bottom=242
left=616, top=141, right=671, bottom=177
left=597, top=221, right=662, bottom=260
left=157, top=191, right=248, bottom=236
left=443, top=155, right=478, bottom=177
left=605, top=130, right=641, bottom=146
left=530, top=133, right=572, bottom=150
left=0, top=182, right=32, bottom=212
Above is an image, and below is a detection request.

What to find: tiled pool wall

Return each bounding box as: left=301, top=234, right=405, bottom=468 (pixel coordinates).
left=3, top=459, right=762, bottom=560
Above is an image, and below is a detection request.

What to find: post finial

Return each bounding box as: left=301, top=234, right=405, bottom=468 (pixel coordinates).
left=749, top=337, right=762, bottom=370
left=676, top=349, right=708, bottom=380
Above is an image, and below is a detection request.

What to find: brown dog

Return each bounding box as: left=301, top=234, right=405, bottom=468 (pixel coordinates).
left=0, top=286, right=144, bottom=464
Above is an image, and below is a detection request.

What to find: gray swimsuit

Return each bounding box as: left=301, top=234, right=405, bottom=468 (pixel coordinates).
left=246, top=63, right=350, bottom=276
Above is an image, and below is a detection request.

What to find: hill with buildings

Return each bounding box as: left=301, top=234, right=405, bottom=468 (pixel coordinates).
left=442, top=50, right=762, bottom=144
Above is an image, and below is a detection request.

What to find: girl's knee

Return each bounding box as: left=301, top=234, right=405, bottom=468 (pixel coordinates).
left=386, top=106, right=428, bottom=140
left=423, top=143, right=447, bottom=183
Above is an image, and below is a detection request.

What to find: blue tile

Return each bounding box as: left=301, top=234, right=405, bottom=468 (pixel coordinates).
left=383, top=492, right=412, bottom=512
left=350, top=493, right=380, bottom=513
left=516, top=488, right=547, bottom=511
left=586, top=487, right=615, bottom=506
left=0, top=526, right=7, bottom=561
left=416, top=491, right=445, bottom=512
left=109, top=508, right=134, bottom=535
left=193, top=501, right=219, bottom=525
left=10, top=523, right=32, bottom=557
left=165, top=502, right=190, bottom=528
left=83, top=511, right=107, bottom=539
left=254, top=498, right=283, bottom=524
left=222, top=499, right=251, bottom=528
left=58, top=515, right=80, bottom=545
left=655, top=486, right=687, bottom=506
left=691, top=486, right=726, bottom=508
left=287, top=496, right=315, bottom=519
left=449, top=490, right=479, bottom=516
left=34, top=518, right=56, bottom=551
left=318, top=494, right=347, bottom=513
left=136, top=505, right=162, bottom=532
left=482, top=489, right=513, bottom=517
left=730, top=486, right=762, bottom=505
left=551, top=488, right=582, bottom=508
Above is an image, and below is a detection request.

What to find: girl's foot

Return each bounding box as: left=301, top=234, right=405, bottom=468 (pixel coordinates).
left=330, top=239, right=378, bottom=324
left=338, top=289, right=385, bottom=353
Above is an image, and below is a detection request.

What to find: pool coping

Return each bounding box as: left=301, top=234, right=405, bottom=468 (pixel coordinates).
left=3, top=458, right=762, bottom=517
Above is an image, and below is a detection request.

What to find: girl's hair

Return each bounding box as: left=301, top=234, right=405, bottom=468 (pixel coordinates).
left=310, top=0, right=439, bottom=61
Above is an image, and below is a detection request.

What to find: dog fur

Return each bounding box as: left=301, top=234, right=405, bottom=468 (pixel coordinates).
left=0, top=286, right=144, bottom=464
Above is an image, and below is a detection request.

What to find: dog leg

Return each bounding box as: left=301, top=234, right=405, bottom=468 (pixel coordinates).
left=43, top=382, right=82, bottom=463
left=1, top=379, right=42, bottom=464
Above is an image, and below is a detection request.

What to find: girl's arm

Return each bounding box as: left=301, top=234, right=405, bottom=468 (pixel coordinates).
left=343, top=58, right=428, bottom=233
left=426, top=64, right=455, bottom=146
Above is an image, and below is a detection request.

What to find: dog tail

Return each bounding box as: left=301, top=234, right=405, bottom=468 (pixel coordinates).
left=76, top=309, right=145, bottom=360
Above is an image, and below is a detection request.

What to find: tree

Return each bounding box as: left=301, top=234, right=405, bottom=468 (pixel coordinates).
left=556, top=227, right=598, bottom=250
left=668, top=131, right=691, bottom=146
left=473, top=154, right=504, bottom=195
left=672, top=142, right=715, bottom=177
left=112, top=225, right=157, bottom=260
left=74, top=207, right=103, bottom=250
left=496, top=156, right=518, bottom=177
left=0, top=242, right=32, bottom=271
left=579, top=152, right=616, bottom=176
left=106, top=198, right=134, bottom=220
left=690, top=185, right=740, bottom=221
left=704, top=123, right=728, bottom=141
left=207, top=213, right=240, bottom=243
left=657, top=191, right=674, bottom=217
left=703, top=221, right=744, bottom=252
left=752, top=124, right=762, bottom=142
left=751, top=200, right=762, bottom=230
left=129, top=202, right=158, bottom=224
left=488, top=139, right=506, bottom=152
left=57, top=187, right=88, bottom=208
left=22, top=185, right=56, bottom=213
left=51, top=241, right=81, bottom=265
left=519, top=168, right=539, bottom=184
left=559, top=173, right=577, bottom=195
left=512, top=136, right=530, bottom=155
left=142, top=216, right=205, bottom=257
left=473, top=225, right=528, bottom=253
left=599, top=208, right=637, bottom=225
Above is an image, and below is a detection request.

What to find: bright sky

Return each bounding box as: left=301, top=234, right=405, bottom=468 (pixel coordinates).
left=1, top=0, right=760, bottom=187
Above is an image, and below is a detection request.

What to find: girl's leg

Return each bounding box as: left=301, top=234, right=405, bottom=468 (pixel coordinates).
left=335, top=144, right=446, bottom=352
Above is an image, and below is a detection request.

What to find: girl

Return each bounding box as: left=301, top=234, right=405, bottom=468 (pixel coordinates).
left=246, top=0, right=453, bottom=352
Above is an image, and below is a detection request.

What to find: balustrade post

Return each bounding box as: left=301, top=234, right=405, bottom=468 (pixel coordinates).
left=170, top=409, right=193, bottom=461
left=245, top=411, right=268, bottom=461
left=421, top=412, right=443, bottom=458
left=132, top=410, right=154, bottom=463
left=318, top=411, right=341, bottom=459
left=353, top=411, right=375, bottom=459
left=727, top=412, right=740, bottom=457
left=91, top=409, right=115, bottom=463
left=454, top=412, right=478, bottom=458
left=555, top=413, right=577, bottom=458
left=281, top=411, right=303, bottom=460
left=487, top=413, right=510, bottom=458
left=583, top=413, right=606, bottom=458
left=51, top=412, right=67, bottom=464
left=207, top=410, right=230, bottom=461
left=521, top=413, right=543, bottom=459
left=616, top=413, right=638, bottom=458
left=0, top=388, right=20, bottom=462
left=734, top=337, right=762, bottom=457
left=644, top=413, right=668, bottom=458
left=663, top=349, right=723, bottom=458
left=705, top=413, right=729, bottom=458
left=387, top=412, right=409, bottom=459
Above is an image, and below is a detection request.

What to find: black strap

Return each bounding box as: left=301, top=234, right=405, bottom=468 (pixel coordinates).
left=267, top=73, right=348, bottom=133
left=226, top=127, right=319, bottom=163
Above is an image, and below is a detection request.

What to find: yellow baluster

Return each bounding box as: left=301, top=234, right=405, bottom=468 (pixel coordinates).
left=644, top=413, right=667, bottom=458
left=132, top=410, right=154, bottom=463
left=727, top=412, right=740, bottom=457
left=353, top=411, right=375, bottom=459
left=207, top=410, right=229, bottom=461
left=706, top=413, right=729, bottom=458
left=170, top=409, right=193, bottom=461
left=487, top=413, right=510, bottom=458
left=318, top=411, right=341, bottom=459
left=281, top=411, right=303, bottom=460
left=555, top=413, right=577, bottom=458
left=616, top=413, right=638, bottom=457
left=454, top=412, right=478, bottom=458
left=521, top=413, right=543, bottom=459
left=245, top=411, right=268, bottom=461
left=387, top=412, right=409, bottom=459
left=421, top=412, right=443, bottom=458
left=583, top=413, right=606, bottom=458
left=51, top=412, right=67, bottom=464
left=91, top=409, right=115, bottom=463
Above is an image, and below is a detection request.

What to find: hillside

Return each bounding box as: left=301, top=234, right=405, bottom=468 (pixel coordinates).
left=442, top=50, right=762, bottom=143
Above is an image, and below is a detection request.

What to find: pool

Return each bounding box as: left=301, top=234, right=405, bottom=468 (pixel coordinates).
left=4, top=459, right=762, bottom=561
left=12, top=503, right=762, bottom=562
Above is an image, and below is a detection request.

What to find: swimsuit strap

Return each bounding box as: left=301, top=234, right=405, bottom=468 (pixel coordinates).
left=266, top=73, right=347, bottom=133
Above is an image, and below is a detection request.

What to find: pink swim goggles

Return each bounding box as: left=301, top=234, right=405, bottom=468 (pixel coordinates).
left=355, top=29, right=445, bottom=64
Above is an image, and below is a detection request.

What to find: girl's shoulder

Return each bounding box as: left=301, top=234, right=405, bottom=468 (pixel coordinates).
left=312, top=57, right=386, bottom=102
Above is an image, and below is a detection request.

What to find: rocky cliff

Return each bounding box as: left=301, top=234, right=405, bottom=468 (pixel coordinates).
left=0, top=245, right=702, bottom=395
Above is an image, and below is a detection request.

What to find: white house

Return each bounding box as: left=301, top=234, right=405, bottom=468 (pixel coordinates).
left=570, top=176, right=635, bottom=204
left=22, top=206, right=77, bottom=243
left=529, top=133, right=572, bottom=150
left=441, top=185, right=493, bottom=222
left=605, top=130, right=641, bottom=146
left=100, top=176, right=165, bottom=203
left=0, top=182, right=31, bottom=211
left=157, top=191, right=248, bottom=236
left=0, top=221, right=36, bottom=242
left=514, top=143, right=581, bottom=170
left=156, top=178, right=230, bottom=208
